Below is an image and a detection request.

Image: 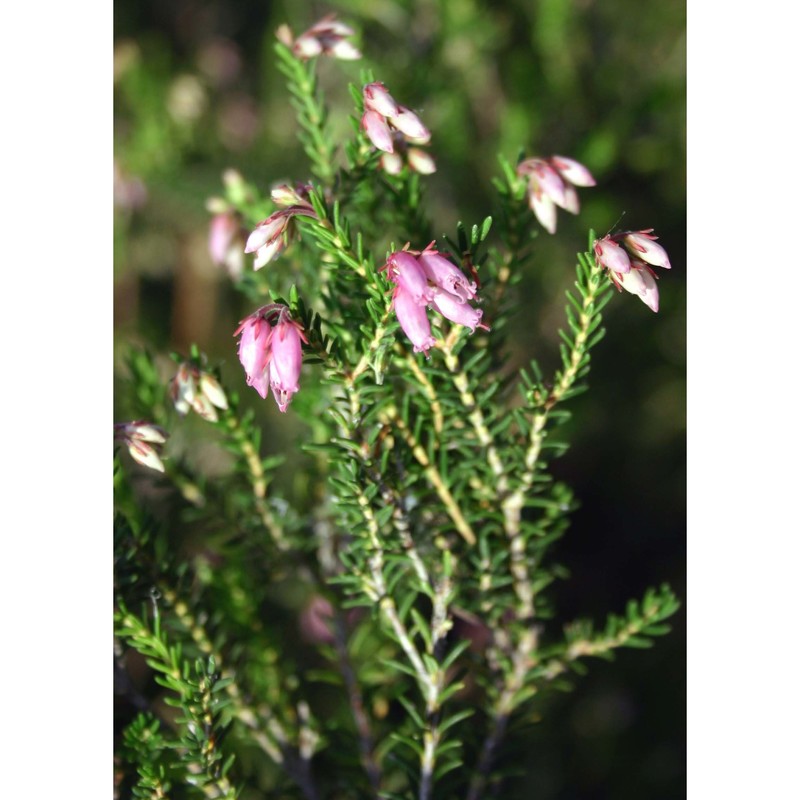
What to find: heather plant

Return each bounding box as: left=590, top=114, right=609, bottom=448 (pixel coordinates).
left=115, top=12, right=681, bottom=799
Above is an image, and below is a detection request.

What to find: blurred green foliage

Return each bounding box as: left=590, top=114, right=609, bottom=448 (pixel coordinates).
left=115, top=0, right=685, bottom=797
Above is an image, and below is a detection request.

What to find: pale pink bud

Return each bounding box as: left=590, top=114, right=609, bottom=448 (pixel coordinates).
left=560, top=183, right=580, bottom=215
left=199, top=373, right=228, bottom=411
left=362, top=110, right=394, bottom=153
left=115, top=421, right=168, bottom=472
left=208, top=212, right=246, bottom=277
left=431, top=288, right=485, bottom=333
left=270, top=184, right=301, bottom=207
left=616, top=265, right=660, bottom=313
left=293, top=34, right=324, bottom=59
left=191, top=392, right=219, bottom=422
left=209, top=213, right=237, bottom=264
left=387, top=250, right=435, bottom=304
left=126, top=422, right=167, bottom=444
left=594, top=237, right=631, bottom=274
left=270, top=320, right=305, bottom=412
left=551, top=155, right=596, bottom=187
left=418, top=250, right=476, bottom=302
left=623, top=231, right=671, bottom=270
left=363, top=82, right=400, bottom=117
left=393, top=286, right=436, bottom=355
left=245, top=212, right=288, bottom=253
left=235, top=314, right=272, bottom=399
left=127, top=440, right=166, bottom=472
left=380, top=152, right=404, bottom=175
left=529, top=184, right=557, bottom=234
left=328, top=39, right=361, bottom=60
left=312, top=19, right=356, bottom=38
left=253, top=237, right=286, bottom=270
left=389, top=107, right=431, bottom=143
left=170, top=362, right=197, bottom=416
left=532, top=161, right=566, bottom=207
left=407, top=147, right=436, bottom=175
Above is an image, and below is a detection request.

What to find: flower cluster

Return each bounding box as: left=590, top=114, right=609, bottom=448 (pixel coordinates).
left=170, top=361, right=229, bottom=422
left=244, top=186, right=317, bottom=269
left=594, top=229, right=671, bottom=312
left=277, top=15, right=361, bottom=61
left=114, top=421, right=168, bottom=473
left=516, top=155, right=595, bottom=234
left=234, top=305, right=307, bottom=412
left=384, top=244, right=488, bottom=356
left=361, top=82, right=435, bottom=174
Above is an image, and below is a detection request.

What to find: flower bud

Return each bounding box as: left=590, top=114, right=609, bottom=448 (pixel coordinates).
left=115, top=421, right=168, bottom=472
left=363, top=82, right=400, bottom=117
left=594, top=237, right=631, bottom=274
left=386, top=250, right=435, bottom=304
left=623, top=231, right=671, bottom=270
left=389, top=107, right=431, bottom=143
left=529, top=185, right=557, bottom=234
left=616, top=265, right=660, bottom=312
left=551, top=155, right=596, bottom=187
left=380, top=152, right=404, bottom=175
left=362, top=110, right=394, bottom=153
left=407, top=148, right=436, bottom=175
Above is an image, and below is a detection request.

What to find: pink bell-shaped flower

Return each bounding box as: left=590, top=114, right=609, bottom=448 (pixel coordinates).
left=269, top=318, right=306, bottom=412
left=418, top=249, right=476, bottom=303
left=430, top=289, right=485, bottom=333
left=393, top=285, right=437, bottom=355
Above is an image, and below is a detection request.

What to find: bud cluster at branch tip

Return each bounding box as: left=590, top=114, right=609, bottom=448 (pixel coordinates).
left=362, top=82, right=435, bottom=175
left=276, top=15, right=361, bottom=61
left=382, top=244, right=489, bottom=356
left=244, top=186, right=317, bottom=270
left=234, top=304, right=308, bottom=412
left=114, top=421, right=168, bottom=473
left=594, top=229, right=671, bottom=312
left=170, top=361, right=229, bottom=422
left=516, top=155, right=596, bottom=234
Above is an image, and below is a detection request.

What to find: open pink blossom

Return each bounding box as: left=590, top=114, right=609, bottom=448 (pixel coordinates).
left=430, top=288, right=487, bottom=333
left=234, top=305, right=307, bottom=412
left=270, top=318, right=307, bottom=412
left=418, top=248, right=477, bottom=302
left=393, top=285, right=437, bottom=355
left=234, top=311, right=273, bottom=398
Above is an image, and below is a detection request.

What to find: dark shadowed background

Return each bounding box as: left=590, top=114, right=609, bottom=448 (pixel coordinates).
left=114, top=0, right=685, bottom=796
